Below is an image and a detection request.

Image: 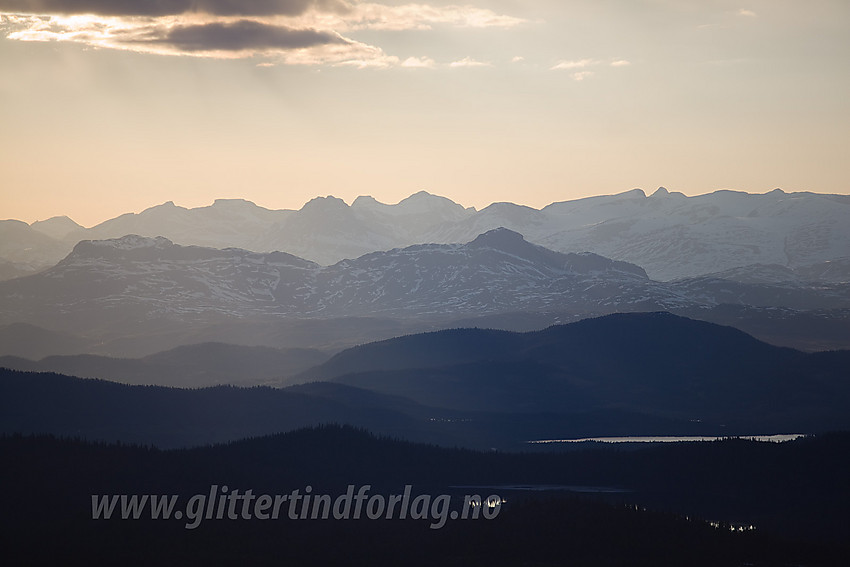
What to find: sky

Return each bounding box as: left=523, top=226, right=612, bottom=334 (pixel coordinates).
left=1, top=0, right=848, bottom=227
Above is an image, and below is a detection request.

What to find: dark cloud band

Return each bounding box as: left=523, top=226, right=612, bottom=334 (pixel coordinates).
left=0, top=0, right=347, bottom=17
left=160, top=20, right=346, bottom=51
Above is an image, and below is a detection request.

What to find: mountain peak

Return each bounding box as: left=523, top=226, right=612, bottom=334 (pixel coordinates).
left=397, top=191, right=463, bottom=210
left=30, top=216, right=84, bottom=239
left=466, top=227, right=560, bottom=264
left=32, top=215, right=76, bottom=225
left=351, top=195, right=381, bottom=208
left=300, top=196, right=349, bottom=212
left=469, top=227, right=526, bottom=249
left=212, top=198, right=259, bottom=209
left=651, top=186, right=669, bottom=197
left=67, top=235, right=174, bottom=261
left=467, top=227, right=558, bottom=268
left=467, top=228, right=648, bottom=278
left=621, top=188, right=647, bottom=198
left=349, top=192, right=468, bottom=221
left=407, top=190, right=435, bottom=199
left=135, top=201, right=186, bottom=217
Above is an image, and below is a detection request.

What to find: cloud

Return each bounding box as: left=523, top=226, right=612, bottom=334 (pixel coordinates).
left=2, top=13, right=375, bottom=62
left=550, top=58, right=630, bottom=77
left=511, top=55, right=524, bottom=63
left=338, top=3, right=525, bottom=31
left=0, top=2, right=527, bottom=67
left=0, top=1, right=525, bottom=30
left=400, top=56, right=435, bottom=68
left=550, top=58, right=597, bottom=70
left=160, top=20, right=345, bottom=52
left=737, top=8, right=756, bottom=17
left=255, top=36, right=395, bottom=66
left=449, top=56, right=491, bottom=68
left=0, top=0, right=348, bottom=17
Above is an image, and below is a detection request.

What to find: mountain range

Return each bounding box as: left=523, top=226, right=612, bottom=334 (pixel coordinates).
left=5, top=188, right=849, bottom=281
left=3, top=187, right=849, bottom=567
left=1, top=228, right=848, bottom=357
left=4, top=189, right=849, bottom=564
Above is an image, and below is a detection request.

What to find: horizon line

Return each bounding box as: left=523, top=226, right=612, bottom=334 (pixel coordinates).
left=10, top=185, right=844, bottom=229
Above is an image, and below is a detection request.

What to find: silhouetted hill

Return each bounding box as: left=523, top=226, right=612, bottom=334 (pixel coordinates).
left=299, top=327, right=520, bottom=381
left=0, top=366, right=712, bottom=450
left=0, top=322, right=90, bottom=359
left=0, top=369, right=444, bottom=448
left=0, top=342, right=330, bottom=387
left=300, top=312, right=850, bottom=431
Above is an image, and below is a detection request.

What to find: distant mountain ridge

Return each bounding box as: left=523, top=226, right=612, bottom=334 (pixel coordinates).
left=0, top=229, right=657, bottom=324
left=5, top=187, right=849, bottom=281
left=1, top=229, right=848, bottom=355
left=0, top=342, right=330, bottom=388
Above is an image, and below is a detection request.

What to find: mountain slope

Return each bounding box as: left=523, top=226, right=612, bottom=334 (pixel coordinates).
left=0, top=323, right=90, bottom=359
left=0, top=342, right=330, bottom=387
left=298, top=313, right=850, bottom=430
left=0, top=369, right=443, bottom=448
left=0, top=219, right=71, bottom=279
left=29, top=216, right=84, bottom=240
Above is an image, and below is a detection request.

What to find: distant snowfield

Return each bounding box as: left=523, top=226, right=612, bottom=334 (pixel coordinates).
left=528, top=434, right=807, bottom=444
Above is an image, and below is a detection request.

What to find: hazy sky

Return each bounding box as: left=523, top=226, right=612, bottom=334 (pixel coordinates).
left=1, top=0, right=848, bottom=227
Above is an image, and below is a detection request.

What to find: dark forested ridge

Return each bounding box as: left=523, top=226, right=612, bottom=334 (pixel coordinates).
left=0, top=341, right=330, bottom=388
left=0, top=367, right=725, bottom=450
left=299, top=312, right=850, bottom=432
left=3, top=313, right=850, bottom=450
left=2, top=427, right=848, bottom=566
left=0, top=368, right=450, bottom=448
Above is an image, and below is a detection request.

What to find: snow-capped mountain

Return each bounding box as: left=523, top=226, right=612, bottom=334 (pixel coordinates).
left=532, top=188, right=850, bottom=280
left=71, top=198, right=291, bottom=251
left=427, top=187, right=850, bottom=281
left=0, top=235, right=317, bottom=326
left=4, top=188, right=849, bottom=282
left=0, top=219, right=70, bottom=280
left=698, top=259, right=850, bottom=285
left=0, top=229, right=652, bottom=324
left=250, top=191, right=473, bottom=265
left=1, top=230, right=847, bottom=342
